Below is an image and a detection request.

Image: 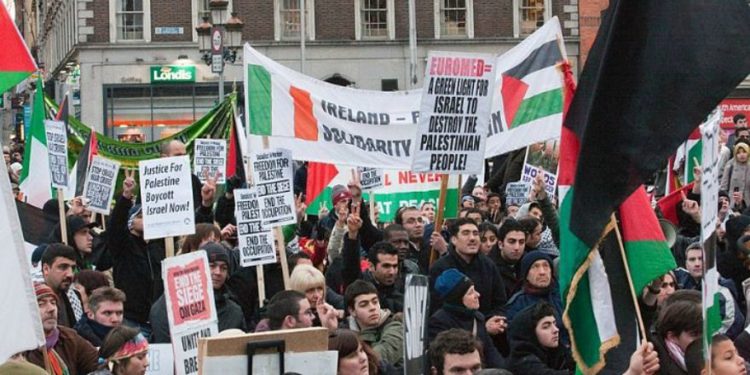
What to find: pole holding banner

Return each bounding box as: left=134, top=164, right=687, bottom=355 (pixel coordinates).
left=429, top=175, right=449, bottom=266
left=165, top=237, right=175, bottom=258
left=57, top=190, right=67, bottom=245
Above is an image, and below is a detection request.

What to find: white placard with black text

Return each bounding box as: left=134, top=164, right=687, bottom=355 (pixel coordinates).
left=251, top=148, right=297, bottom=227
left=235, top=188, right=277, bottom=267
left=82, top=156, right=121, bottom=215
left=45, top=120, right=68, bottom=188
left=139, top=156, right=195, bottom=240
left=193, top=139, right=227, bottom=184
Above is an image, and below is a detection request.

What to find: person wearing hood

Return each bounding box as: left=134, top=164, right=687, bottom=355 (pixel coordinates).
left=721, top=140, right=750, bottom=212
left=505, top=252, right=568, bottom=347
left=507, top=302, right=573, bottom=374
left=428, top=269, right=505, bottom=369
left=48, top=216, right=97, bottom=270
left=429, top=218, right=508, bottom=338
left=150, top=243, right=245, bottom=343
left=343, top=280, right=404, bottom=368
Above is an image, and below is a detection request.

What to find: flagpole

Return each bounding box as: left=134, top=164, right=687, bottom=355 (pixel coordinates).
left=610, top=214, right=649, bottom=342
left=57, top=189, right=68, bottom=245
left=429, top=174, right=449, bottom=266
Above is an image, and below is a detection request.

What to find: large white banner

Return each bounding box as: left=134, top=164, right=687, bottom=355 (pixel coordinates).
left=244, top=18, right=567, bottom=168
left=412, top=51, right=496, bottom=174
left=139, top=156, right=195, bottom=240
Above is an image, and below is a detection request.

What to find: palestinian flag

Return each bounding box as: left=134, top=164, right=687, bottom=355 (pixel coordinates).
left=245, top=48, right=317, bottom=141
left=305, top=162, right=339, bottom=208
left=619, top=187, right=677, bottom=294
left=679, top=128, right=702, bottom=184
left=18, top=77, right=52, bottom=208
left=72, top=130, right=98, bottom=197
left=656, top=182, right=694, bottom=227
left=0, top=2, right=36, bottom=93
left=559, top=0, right=750, bottom=373
left=226, top=111, right=247, bottom=182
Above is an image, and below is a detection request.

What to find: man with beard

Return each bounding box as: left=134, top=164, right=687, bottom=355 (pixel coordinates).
left=42, top=244, right=83, bottom=328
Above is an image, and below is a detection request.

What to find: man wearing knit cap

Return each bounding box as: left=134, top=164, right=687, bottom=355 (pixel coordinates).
left=429, top=218, right=508, bottom=339
left=504, top=252, right=568, bottom=346
left=24, top=283, right=99, bottom=374
left=319, top=184, right=382, bottom=252
left=150, top=243, right=246, bottom=343
left=429, top=269, right=505, bottom=368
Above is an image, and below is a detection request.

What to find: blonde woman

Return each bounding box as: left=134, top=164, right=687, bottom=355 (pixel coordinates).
left=289, top=264, right=342, bottom=330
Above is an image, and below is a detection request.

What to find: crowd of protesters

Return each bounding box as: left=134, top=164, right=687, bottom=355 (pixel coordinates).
left=2, top=120, right=750, bottom=375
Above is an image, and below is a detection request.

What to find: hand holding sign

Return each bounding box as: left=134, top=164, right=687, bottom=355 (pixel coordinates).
left=346, top=203, right=362, bottom=239
left=123, top=169, right=136, bottom=200
left=68, top=196, right=87, bottom=217
left=680, top=190, right=701, bottom=223
left=220, top=224, right=236, bottom=241
left=530, top=171, right=547, bottom=201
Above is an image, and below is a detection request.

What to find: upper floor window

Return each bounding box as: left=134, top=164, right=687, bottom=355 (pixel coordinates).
left=276, top=0, right=316, bottom=41
left=110, top=0, right=151, bottom=42
left=192, top=0, right=233, bottom=42
left=355, top=0, right=395, bottom=40
left=116, top=0, right=144, bottom=40
left=514, top=0, right=551, bottom=37
left=434, top=0, right=474, bottom=39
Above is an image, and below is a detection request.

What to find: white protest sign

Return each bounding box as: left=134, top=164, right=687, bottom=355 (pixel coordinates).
left=403, top=275, right=429, bottom=374
left=412, top=52, right=497, bottom=174
left=163, top=251, right=219, bottom=375
left=700, top=110, right=721, bottom=243
left=173, top=322, right=218, bottom=375
left=251, top=148, right=297, bottom=227
left=358, top=167, right=384, bottom=191
left=505, top=182, right=531, bottom=207
left=139, top=156, right=195, bottom=240
left=520, top=139, right=559, bottom=198
left=44, top=120, right=68, bottom=188
left=146, top=344, right=174, bottom=375
left=193, top=139, right=227, bottom=184
left=82, top=156, right=121, bottom=215
left=235, top=188, right=276, bottom=267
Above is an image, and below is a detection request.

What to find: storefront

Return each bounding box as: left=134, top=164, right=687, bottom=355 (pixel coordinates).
left=103, top=65, right=234, bottom=142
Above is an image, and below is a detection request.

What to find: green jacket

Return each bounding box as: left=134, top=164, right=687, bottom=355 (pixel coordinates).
left=346, top=309, right=404, bottom=367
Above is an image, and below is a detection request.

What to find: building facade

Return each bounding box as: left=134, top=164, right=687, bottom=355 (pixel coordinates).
left=37, top=0, right=580, bottom=141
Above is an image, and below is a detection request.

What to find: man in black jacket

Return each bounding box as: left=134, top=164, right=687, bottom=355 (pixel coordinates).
left=429, top=218, right=508, bottom=337
left=74, top=287, right=126, bottom=347
left=107, top=169, right=165, bottom=334
left=488, top=219, right=527, bottom=298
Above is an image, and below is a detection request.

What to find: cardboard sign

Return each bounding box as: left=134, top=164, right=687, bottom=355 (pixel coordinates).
left=412, top=51, right=497, bottom=174
left=403, top=275, right=429, bottom=374
left=251, top=148, right=297, bottom=227
left=82, top=156, right=121, bottom=215
left=700, top=110, right=721, bottom=243
left=521, top=139, right=559, bottom=198
left=193, top=139, right=227, bottom=184
left=146, top=344, right=174, bottom=375
left=234, top=188, right=276, bottom=267
left=358, top=167, right=384, bottom=191
left=45, top=120, right=68, bottom=188
left=173, top=322, right=217, bottom=375
left=139, top=156, right=195, bottom=240
left=505, top=181, right=531, bottom=207
left=163, top=251, right=218, bottom=330
left=163, top=251, right=219, bottom=375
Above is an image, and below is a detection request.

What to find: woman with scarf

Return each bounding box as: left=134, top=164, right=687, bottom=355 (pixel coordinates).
left=88, top=326, right=149, bottom=375
left=428, top=268, right=505, bottom=369
left=651, top=296, right=702, bottom=374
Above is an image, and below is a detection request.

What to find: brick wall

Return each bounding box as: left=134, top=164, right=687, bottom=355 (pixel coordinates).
left=315, top=0, right=354, bottom=40
left=89, top=0, right=109, bottom=43
left=151, top=0, right=192, bottom=42
left=235, top=0, right=274, bottom=42
left=578, top=0, right=608, bottom=66
left=474, top=0, right=512, bottom=38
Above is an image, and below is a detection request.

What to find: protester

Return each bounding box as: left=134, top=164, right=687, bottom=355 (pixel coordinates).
left=421, top=201, right=436, bottom=224
left=479, top=223, right=498, bottom=256
left=428, top=328, right=483, bottom=375
left=488, top=218, right=527, bottom=297
left=89, top=326, right=149, bottom=375
left=429, top=268, right=505, bottom=368
left=48, top=216, right=97, bottom=270
left=262, top=290, right=315, bottom=331
left=289, top=264, right=340, bottom=329
left=652, top=292, right=703, bottom=374
left=343, top=280, right=404, bottom=368
left=328, top=329, right=380, bottom=375
left=72, top=270, right=110, bottom=315
left=75, top=287, right=126, bottom=347
left=395, top=205, right=433, bottom=272
left=25, top=283, right=99, bottom=374
left=41, top=243, right=84, bottom=328
left=507, top=302, right=574, bottom=374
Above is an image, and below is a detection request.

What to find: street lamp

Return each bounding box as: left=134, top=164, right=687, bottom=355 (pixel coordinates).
left=195, top=1, right=243, bottom=102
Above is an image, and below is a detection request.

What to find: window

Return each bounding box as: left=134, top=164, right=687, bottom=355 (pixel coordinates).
left=110, top=0, right=151, bottom=42
left=191, top=0, right=233, bottom=42
left=275, top=0, right=316, bottom=41
left=355, top=0, right=394, bottom=40
left=381, top=79, right=398, bottom=91
left=514, top=0, right=551, bottom=37
left=433, top=0, right=474, bottom=39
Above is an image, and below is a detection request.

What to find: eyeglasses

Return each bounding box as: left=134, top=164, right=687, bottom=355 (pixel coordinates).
left=661, top=282, right=676, bottom=288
